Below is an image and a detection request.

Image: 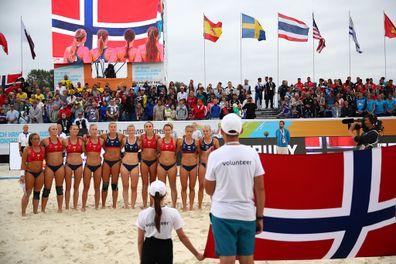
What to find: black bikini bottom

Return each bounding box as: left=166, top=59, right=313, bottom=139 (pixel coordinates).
left=86, top=164, right=101, bottom=173
left=104, top=159, right=121, bottom=168
left=122, top=163, right=139, bottom=172
left=46, top=163, right=63, bottom=173
left=27, top=170, right=43, bottom=178
left=67, top=163, right=83, bottom=171
left=159, top=162, right=176, bottom=171
left=142, top=159, right=157, bottom=167
left=181, top=164, right=197, bottom=172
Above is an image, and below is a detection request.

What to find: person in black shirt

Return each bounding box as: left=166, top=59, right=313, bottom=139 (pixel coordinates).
left=349, top=114, right=381, bottom=150
left=242, top=96, right=257, bottom=119
left=265, top=77, right=276, bottom=109
left=302, top=92, right=315, bottom=118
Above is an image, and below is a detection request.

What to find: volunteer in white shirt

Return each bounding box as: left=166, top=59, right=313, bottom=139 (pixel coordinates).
left=136, top=180, right=204, bottom=264
left=192, top=122, right=202, bottom=140
left=205, top=113, right=265, bottom=263
left=18, top=125, right=30, bottom=156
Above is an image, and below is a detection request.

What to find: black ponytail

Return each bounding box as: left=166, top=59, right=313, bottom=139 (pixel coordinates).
left=154, top=192, right=162, bottom=232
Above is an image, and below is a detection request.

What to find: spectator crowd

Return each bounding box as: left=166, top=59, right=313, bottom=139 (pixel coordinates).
left=0, top=75, right=395, bottom=128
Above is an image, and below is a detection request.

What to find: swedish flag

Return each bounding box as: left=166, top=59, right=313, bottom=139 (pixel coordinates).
left=241, top=13, right=266, bottom=41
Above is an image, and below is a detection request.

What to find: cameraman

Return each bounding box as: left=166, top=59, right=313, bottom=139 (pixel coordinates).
left=348, top=114, right=380, bottom=150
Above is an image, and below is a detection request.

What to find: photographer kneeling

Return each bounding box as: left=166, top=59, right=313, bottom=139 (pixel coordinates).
left=348, top=114, right=381, bottom=150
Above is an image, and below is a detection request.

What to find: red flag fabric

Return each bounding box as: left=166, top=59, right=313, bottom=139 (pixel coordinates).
left=0, top=33, right=8, bottom=54
left=204, top=146, right=396, bottom=260
left=384, top=13, right=396, bottom=38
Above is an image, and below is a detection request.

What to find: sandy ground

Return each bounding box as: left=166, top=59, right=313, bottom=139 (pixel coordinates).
left=0, top=164, right=395, bottom=264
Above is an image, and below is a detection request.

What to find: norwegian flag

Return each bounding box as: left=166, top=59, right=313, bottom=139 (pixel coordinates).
left=305, top=136, right=356, bottom=154
left=313, top=13, right=326, bottom=53
left=51, top=0, right=162, bottom=63
left=1, top=73, right=22, bottom=94
left=204, top=147, right=396, bottom=260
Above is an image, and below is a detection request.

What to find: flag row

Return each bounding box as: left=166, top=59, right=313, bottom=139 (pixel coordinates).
left=204, top=12, right=396, bottom=54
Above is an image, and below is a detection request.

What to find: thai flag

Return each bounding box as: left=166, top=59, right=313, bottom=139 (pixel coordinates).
left=278, top=13, right=309, bottom=42
left=204, top=147, right=396, bottom=260
left=51, top=0, right=162, bottom=63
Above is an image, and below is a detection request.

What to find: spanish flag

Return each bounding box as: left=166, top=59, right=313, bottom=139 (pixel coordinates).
left=384, top=13, right=396, bottom=38
left=203, top=15, right=222, bottom=42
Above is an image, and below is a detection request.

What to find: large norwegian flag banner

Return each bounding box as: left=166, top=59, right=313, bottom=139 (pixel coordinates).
left=204, top=146, right=396, bottom=260
left=51, top=0, right=163, bottom=64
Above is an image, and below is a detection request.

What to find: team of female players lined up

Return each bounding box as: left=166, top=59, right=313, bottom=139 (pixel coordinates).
left=19, top=122, right=220, bottom=216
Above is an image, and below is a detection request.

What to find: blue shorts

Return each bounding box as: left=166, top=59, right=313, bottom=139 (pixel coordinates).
left=210, top=213, right=256, bottom=256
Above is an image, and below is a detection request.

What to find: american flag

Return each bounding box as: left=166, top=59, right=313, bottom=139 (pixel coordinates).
left=313, top=14, right=326, bottom=53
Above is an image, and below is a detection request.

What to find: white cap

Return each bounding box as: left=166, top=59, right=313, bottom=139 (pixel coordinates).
left=149, top=180, right=167, bottom=196
left=221, top=113, right=242, bottom=136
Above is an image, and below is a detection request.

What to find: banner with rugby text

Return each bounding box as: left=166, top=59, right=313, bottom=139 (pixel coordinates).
left=204, top=146, right=396, bottom=260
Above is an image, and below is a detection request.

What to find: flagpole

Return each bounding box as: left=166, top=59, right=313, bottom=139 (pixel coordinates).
left=277, top=14, right=280, bottom=93
left=20, top=16, right=23, bottom=75
left=383, top=11, right=387, bottom=79
left=240, top=13, right=242, bottom=85
left=203, top=13, right=207, bottom=88
left=348, top=11, right=351, bottom=77
left=312, top=12, right=315, bottom=83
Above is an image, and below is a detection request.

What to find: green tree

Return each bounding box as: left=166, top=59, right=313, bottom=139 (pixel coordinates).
left=27, top=69, right=54, bottom=89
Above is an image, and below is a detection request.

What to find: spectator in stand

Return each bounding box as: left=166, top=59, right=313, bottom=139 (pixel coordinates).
left=385, top=93, right=396, bottom=116
left=6, top=104, right=19, bottom=123
left=193, top=100, right=206, bottom=120
left=278, top=80, right=289, bottom=105
left=295, top=78, right=304, bottom=91
left=242, top=96, right=257, bottom=119
left=186, top=90, right=197, bottom=112
left=374, top=94, right=386, bottom=117
left=153, top=99, right=165, bottom=121
left=210, top=98, right=221, bottom=120
left=177, top=85, right=188, bottom=102
left=384, top=80, right=395, bottom=98
left=99, top=101, right=108, bottom=121
left=366, top=93, right=376, bottom=115
left=60, top=75, right=72, bottom=89
left=264, top=77, right=275, bottom=109
left=0, top=108, right=6, bottom=124
left=144, top=99, right=155, bottom=121
left=302, top=91, right=314, bottom=118
left=277, top=96, right=291, bottom=119
left=86, top=101, right=99, bottom=122
left=220, top=101, right=232, bottom=119
left=356, top=92, right=366, bottom=116
left=29, top=100, right=43, bottom=123
left=176, top=99, right=188, bottom=121
left=243, top=79, right=251, bottom=94
left=305, top=77, right=315, bottom=89
left=49, top=105, right=60, bottom=123
left=106, top=98, right=119, bottom=121
left=135, top=102, right=144, bottom=121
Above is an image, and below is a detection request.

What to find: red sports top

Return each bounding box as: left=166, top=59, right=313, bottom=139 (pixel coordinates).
left=66, top=138, right=83, bottom=153
left=27, top=147, right=44, bottom=162
left=160, top=137, right=176, bottom=152
left=46, top=138, right=63, bottom=153
left=86, top=138, right=101, bottom=153
left=142, top=134, right=157, bottom=149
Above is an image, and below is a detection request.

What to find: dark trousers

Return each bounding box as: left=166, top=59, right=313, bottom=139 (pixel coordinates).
left=265, top=94, right=274, bottom=108
left=141, top=237, right=173, bottom=264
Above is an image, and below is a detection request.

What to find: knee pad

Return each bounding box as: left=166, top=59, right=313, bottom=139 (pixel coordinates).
left=56, top=186, right=64, bottom=196
left=102, top=182, right=109, bottom=192
left=111, top=183, right=118, bottom=191
left=33, top=191, right=40, bottom=200
left=42, top=188, right=51, bottom=198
